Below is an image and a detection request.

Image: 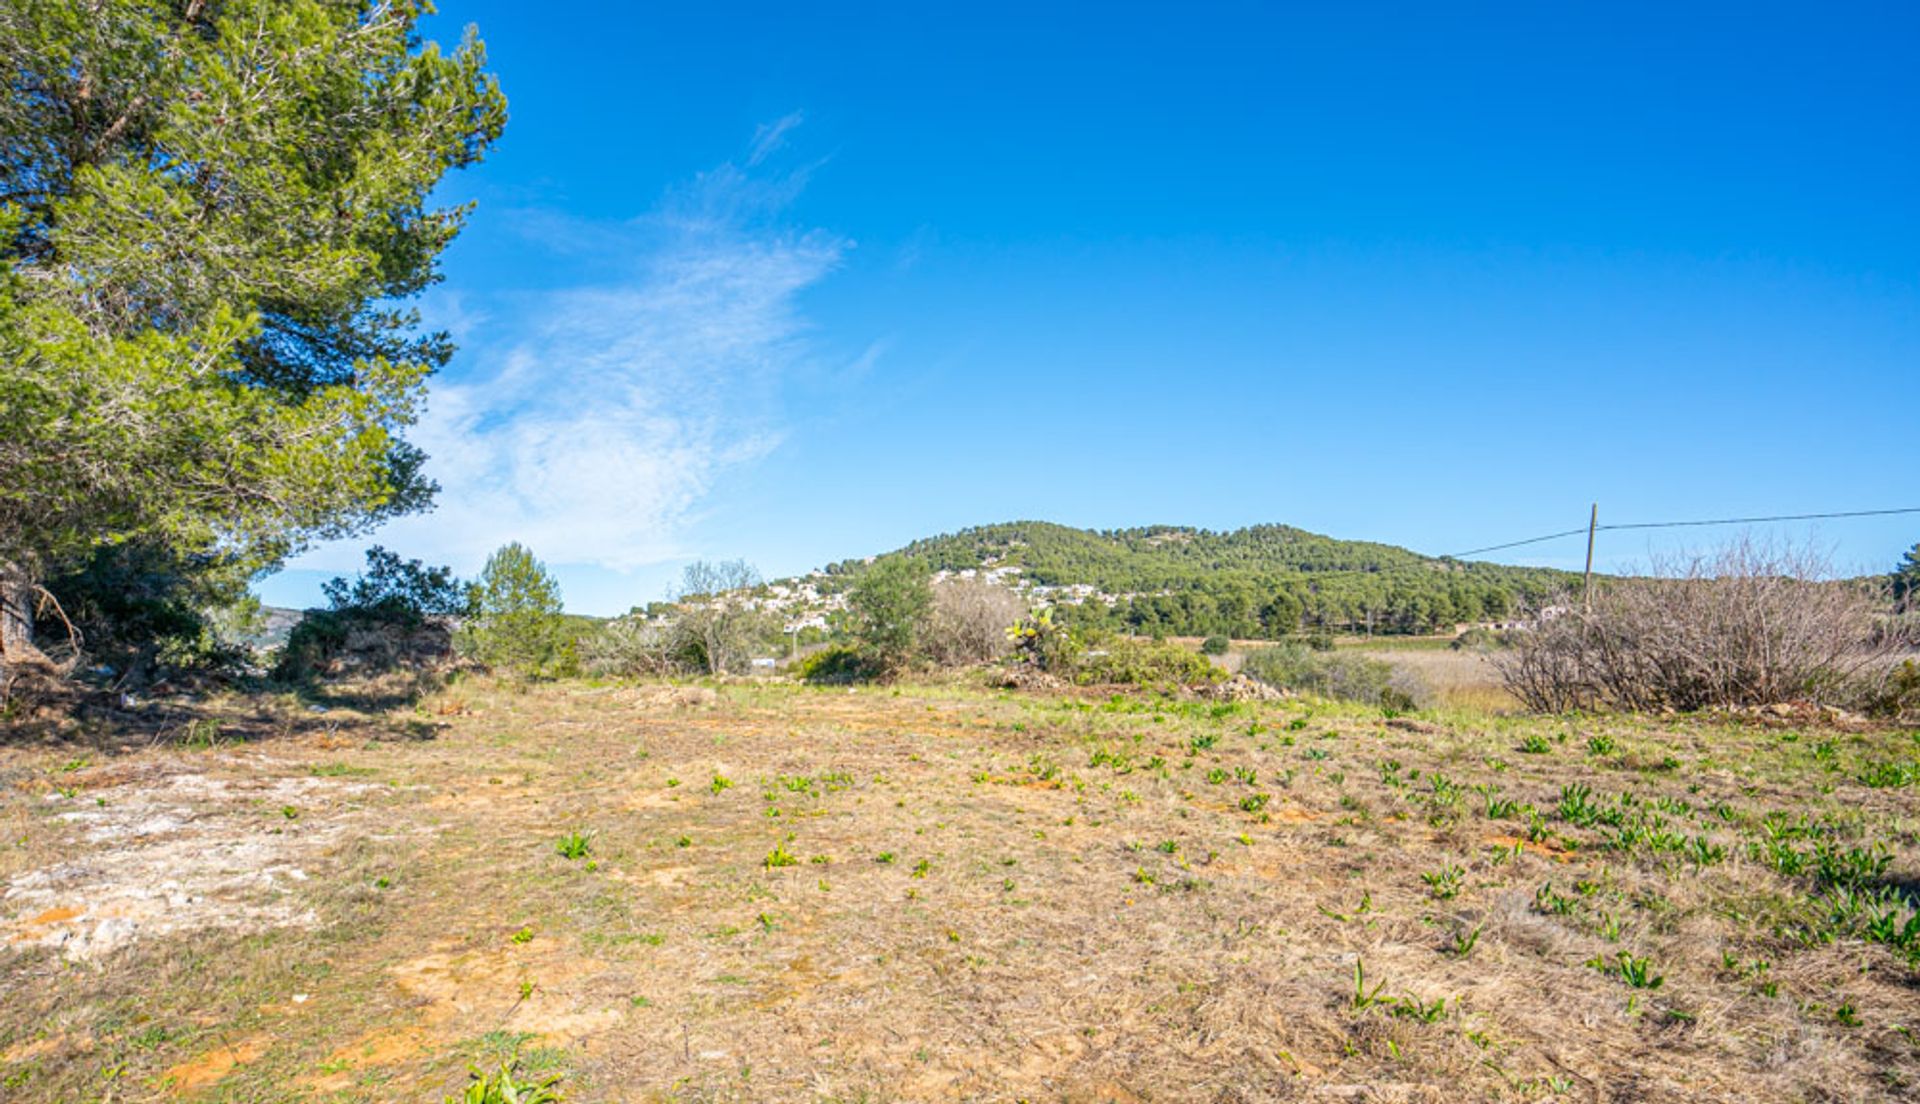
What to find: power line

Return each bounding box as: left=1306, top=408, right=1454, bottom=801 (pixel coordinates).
left=1443, top=529, right=1590, bottom=560
left=1440, top=506, right=1920, bottom=564
left=1600, top=506, right=1920, bottom=533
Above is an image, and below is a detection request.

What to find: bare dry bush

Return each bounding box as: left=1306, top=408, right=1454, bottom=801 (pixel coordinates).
left=671, top=560, right=778, bottom=675
left=1495, top=538, right=1910, bottom=714
left=580, top=616, right=690, bottom=677
left=922, top=577, right=1029, bottom=667
left=1242, top=642, right=1432, bottom=709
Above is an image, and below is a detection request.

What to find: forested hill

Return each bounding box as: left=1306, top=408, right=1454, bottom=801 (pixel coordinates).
left=829, top=521, right=1578, bottom=638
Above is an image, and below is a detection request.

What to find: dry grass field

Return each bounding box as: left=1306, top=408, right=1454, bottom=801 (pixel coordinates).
left=1200, top=636, right=1515, bottom=712
left=3, top=676, right=1918, bottom=1102
left=1357, top=648, right=1517, bottom=713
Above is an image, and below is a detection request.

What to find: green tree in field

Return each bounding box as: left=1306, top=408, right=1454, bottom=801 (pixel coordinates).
left=1895, top=542, right=1920, bottom=606
left=0, top=1, right=505, bottom=678
left=463, top=544, right=565, bottom=675
left=848, top=557, right=933, bottom=674
left=322, top=546, right=470, bottom=625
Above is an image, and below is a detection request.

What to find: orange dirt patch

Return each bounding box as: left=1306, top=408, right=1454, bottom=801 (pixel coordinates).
left=304, top=940, right=622, bottom=1090
left=27, top=907, right=81, bottom=925
left=390, top=944, right=623, bottom=1042
left=2, top=1033, right=87, bottom=1063
left=304, top=1025, right=435, bottom=1094
left=164, top=1034, right=268, bottom=1095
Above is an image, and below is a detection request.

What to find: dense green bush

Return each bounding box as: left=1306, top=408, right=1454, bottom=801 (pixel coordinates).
left=1893, top=543, right=1919, bottom=606
left=1074, top=634, right=1224, bottom=691
left=276, top=547, right=466, bottom=681
left=320, top=546, right=468, bottom=624
left=1242, top=643, right=1428, bottom=710
left=795, top=644, right=884, bottom=684
left=44, top=539, right=259, bottom=680
left=276, top=610, right=355, bottom=680
left=1199, top=635, right=1230, bottom=656
left=1864, top=659, right=1920, bottom=719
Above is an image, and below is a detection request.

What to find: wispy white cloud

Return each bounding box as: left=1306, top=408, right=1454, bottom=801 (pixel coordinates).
left=292, top=117, right=846, bottom=577
left=417, top=288, right=487, bottom=345
left=748, top=110, right=804, bottom=166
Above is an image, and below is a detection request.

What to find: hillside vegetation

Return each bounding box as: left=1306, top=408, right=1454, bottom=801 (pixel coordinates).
left=830, top=521, right=1576, bottom=639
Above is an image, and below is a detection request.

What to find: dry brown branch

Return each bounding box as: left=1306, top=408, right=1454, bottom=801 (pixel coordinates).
left=31, top=583, right=83, bottom=667
left=923, top=577, right=1029, bottom=667
left=1494, top=536, right=1911, bottom=714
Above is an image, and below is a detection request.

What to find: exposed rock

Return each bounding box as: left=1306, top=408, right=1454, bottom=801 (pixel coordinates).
left=629, top=684, right=719, bottom=709
left=995, top=665, right=1069, bottom=692
left=1724, top=700, right=1872, bottom=730
left=1200, top=674, right=1291, bottom=702
left=2, top=767, right=375, bottom=961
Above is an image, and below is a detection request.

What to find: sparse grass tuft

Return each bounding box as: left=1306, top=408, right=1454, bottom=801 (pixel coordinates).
left=449, top=1060, right=564, bottom=1103
left=554, top=831, right=592, bottom=860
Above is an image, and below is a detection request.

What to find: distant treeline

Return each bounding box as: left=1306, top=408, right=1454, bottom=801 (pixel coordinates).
left=828, top=521, right=1577, bottom=638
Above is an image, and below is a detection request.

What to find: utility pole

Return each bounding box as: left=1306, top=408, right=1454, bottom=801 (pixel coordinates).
left=1582, top=503, right=1598, bottom=612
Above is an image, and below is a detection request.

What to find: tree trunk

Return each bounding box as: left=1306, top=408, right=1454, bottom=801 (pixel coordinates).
left=0, top=564, right=34, bottom=660
left=0, top=562, right=50, bottom=692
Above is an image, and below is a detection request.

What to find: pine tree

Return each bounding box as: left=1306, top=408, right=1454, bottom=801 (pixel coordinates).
left=1894, top=543, right=1920, bottom=606
left=848, top=558, right=933, bottom=674
left=464, top=544, right=565, bottom=675
left=0, top=1, right=505, bottom=676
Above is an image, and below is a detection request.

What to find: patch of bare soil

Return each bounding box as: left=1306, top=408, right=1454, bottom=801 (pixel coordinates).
left=2, top=757, right=376, bottom=960
left=163, top=1034, right=270, bottom=1094
left=304, top=937, right=625, bottom=1094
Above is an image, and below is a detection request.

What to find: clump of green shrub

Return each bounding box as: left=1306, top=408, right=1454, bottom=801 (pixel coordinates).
left=44, top=538, right=261, bottom=682
left=1074, top=634, right=1224, bottom=691
left=795, top=644, right=885, bottom=685
left=276, top=546, right=468, bottom=681
left=1007, top=609, right=1080, bottom=673
left=449, top=1060, right=564, bottom=1104
left=1241, top=642, right=1429, bottom=710
left=1865, top=658, right=1920, bottom=719
left=1199, top=635, right=1230, bottom=656
left=845, top=556, right=933, bottom=675
left=1450, top=626, right=1512, bottom=652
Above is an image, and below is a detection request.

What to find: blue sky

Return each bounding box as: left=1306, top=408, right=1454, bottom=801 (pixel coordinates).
left=262, top=1, right=1920, bottom=615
